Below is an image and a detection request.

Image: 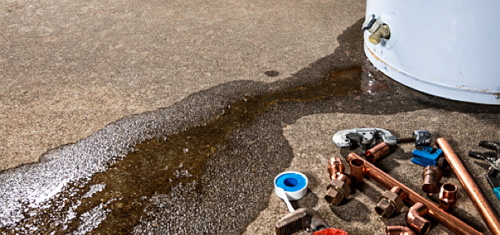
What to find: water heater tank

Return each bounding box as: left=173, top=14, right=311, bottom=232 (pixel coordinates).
left=363, top=0, right=500, bottom=105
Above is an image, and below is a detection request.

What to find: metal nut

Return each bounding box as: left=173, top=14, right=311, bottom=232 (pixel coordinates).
left=375, top=186, right=404, bottom=219
left=325, top=176, right=351, bottom=206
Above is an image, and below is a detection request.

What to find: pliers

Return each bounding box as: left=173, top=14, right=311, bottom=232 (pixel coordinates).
left=469, top=141, right=500, bottom=201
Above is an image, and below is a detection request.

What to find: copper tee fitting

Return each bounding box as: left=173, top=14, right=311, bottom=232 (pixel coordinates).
left=365, top=142, right=390, bottom=163
left=385, top=226, right=416, bottom=235
left=375, top=186, right=405, bottom=219
left=439, top=183, right=458, bottom=211
left=422, top=165, right=442, bottom=194
left=328, top=157, right=345, bottom=180
left=349, top=158, right=365, bottom=185
left=406, top=202, right=430, bottom=235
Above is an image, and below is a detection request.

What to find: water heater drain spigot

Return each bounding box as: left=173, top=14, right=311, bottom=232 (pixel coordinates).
left=362, top=15, right=391, bottom=45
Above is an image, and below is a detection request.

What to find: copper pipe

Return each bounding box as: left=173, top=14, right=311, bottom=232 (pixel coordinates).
left=349, top=158, right=365, bottom=185
left=406, top=202, right=430, bottom=235
left=439, top=183, right=458, bottom=211
left=365, top=142, right=390, bottom=162
left=346, top=152, right=481, bottom=235
left=437, top=138, right=500, bottom=235
left=328, top=157, right=345, bottom=180
left=385, top=226, right=416, bottom=235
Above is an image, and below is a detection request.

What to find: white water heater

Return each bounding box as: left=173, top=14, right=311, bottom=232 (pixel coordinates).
left=363, top=0, right=500, bottom=105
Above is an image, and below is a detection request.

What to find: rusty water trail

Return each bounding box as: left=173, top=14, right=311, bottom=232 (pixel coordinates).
left=2, top=67, right=362, bottom=234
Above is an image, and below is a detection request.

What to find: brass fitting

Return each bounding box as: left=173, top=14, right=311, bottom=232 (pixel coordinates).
left=385, top=226, right=416, bottom=235
left=349, top=158, right=365, bottom=185
left=406, top=202, right=430, bottom=235
left=328, top=157, right=345, bottom=180
left=375, top=186, right=405, bottom=219
left=422, top=165, right=442, bottom=194
left=325, top=173, right=351, bottom=206
left=365, top=142, right=390, bottom=163
left=368, top=24, right=391, bottom=45
left=439, top=183, right=458, bottom=211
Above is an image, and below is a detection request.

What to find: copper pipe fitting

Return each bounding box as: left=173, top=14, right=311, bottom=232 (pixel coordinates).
left=439, top=183, right=458, bottom=211
left=375, top=186, right=405, bottom=219
left=437, top=138, right=500, bottom=235
left=328, top=157, right=345, bottom=180
left=365, top=142, right=390, bottom=163
left=346, top=152, right=481, bottom=235
left=406, top=202, right=430, bottom=235
left=422, top=165, right=442, bottom=194
left=349, top=158, right=365, bottom=185
left=325, top=173, right=351, bottom=206
left=385, top=225, right=416, bottom=235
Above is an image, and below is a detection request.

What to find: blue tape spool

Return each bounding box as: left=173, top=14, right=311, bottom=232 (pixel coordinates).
left=275, top=173, right=307, bottom=192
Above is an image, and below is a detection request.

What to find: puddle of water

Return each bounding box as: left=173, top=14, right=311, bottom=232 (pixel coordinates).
left=2, top=67, right=366, bottom=234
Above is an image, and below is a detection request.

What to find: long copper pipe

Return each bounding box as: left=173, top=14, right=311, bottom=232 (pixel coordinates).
left=347, top=153, right=481, bottom=235
left=437, top=138, right=500, bottom=235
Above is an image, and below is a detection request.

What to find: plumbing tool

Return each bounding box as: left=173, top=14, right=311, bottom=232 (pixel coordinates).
left=468, top=140, right=500, bottom=201
left=332, top=128, right=430, bottom=151
left=275, top=208, right=349, bottom=235
left=469, top=140, right=500, bottom=170
left=411, top=146, right=444, bottom=167
left=486, top=168, right=500, bottom=202
left=332, top=128, right=397, bottom=150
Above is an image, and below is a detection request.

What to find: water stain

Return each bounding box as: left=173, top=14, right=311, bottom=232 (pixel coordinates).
left=3, top=66, right=362, bottom=234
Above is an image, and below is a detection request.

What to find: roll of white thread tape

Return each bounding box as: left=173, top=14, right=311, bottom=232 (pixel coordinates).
left=274, top=171, right=308, bottom=201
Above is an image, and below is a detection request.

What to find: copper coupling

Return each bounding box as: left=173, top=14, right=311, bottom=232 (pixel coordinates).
left=375, top=186, right=405, bottom=219
left=349, top=158, right=365, bottom=185
left=325, top=157, right=351, bottom=206
left=438, top=183, right=458, bottom=211
left=406, top=202, right=430, bottom=235
left=328, top=157, right=345, bottom=180
left=385, top=226, right=416, bottom=235
left=365, top=142, right=390, bottom=163
left=422, top=165, right=442, bottom=194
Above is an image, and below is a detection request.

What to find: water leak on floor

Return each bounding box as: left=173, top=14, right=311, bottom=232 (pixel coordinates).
left=2, top=66, right=371, bottom=234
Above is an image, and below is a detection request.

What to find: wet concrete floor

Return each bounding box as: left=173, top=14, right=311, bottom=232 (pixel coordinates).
left=1, top=19, right=499, bottom=234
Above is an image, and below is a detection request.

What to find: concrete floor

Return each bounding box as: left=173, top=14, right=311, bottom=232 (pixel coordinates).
left=0, top=0, right=364, bottom=171
left=1, top=0, right=499, bottom=234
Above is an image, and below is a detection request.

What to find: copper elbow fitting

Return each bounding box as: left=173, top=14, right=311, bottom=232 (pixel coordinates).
left=422, top=165, right=442, bottom=194
left=325, top=173, right=351, bottom=206
left=349, top=158, right=365, bottom=185
left=439, top=183, right=458, bottom=211
left=375, top=186, right=405, bottom=219
left=328, top=157, right=345, bottom=180
left=365, top=142, right=390, bottom=163
left=406, top=202, right=430, bottom=235
left=385, top=226, right=416, bottom=235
